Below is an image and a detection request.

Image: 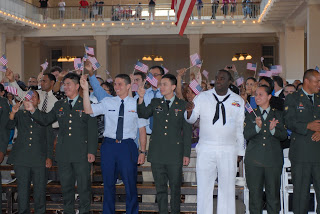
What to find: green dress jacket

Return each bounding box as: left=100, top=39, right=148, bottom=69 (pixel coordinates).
left=137, top=96, right=192, bottom=164
left=6, top=110, right=54, bottom=167
left=30, top=96, right=98, bottom=163
left=244, top=108, right=287, bottom=167
left=0, top=97, right=10, bottom=154
left=284, top=90, right=320, bottom=163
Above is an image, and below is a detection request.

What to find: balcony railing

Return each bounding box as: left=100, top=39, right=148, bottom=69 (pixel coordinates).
left=0, top=0, right=260, bottom=24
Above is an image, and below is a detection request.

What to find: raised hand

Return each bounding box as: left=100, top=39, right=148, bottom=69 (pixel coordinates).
left=177, top=68, right=186, bottom=77
left=84, top=60, right=93, bottom=75
left=11, top=103, right=21, bottom=114
left=5, top=68, right=14, bottom=82
left=80, top=75, right=89, bottom=91
left=137, top=80, right=146, bottom=99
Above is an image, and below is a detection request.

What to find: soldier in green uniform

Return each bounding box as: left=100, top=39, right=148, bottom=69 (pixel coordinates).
left=284, top=69, right=320, bottom=214
left=137, top=74, right=192, bottom=214
left=244, top=85, right=287, bottom=214
left=0, top=91, right=10, bottom=214
left=23, top=73, right=98, bottom=214
left=7, top=90, right=54, bottom=214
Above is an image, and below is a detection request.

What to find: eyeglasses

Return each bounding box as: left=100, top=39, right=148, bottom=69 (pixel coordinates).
left=152, top=73, right=162, bottom=77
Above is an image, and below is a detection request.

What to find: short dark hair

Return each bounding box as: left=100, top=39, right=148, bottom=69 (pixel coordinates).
left=115, top=74, right=131, bottom=85
left=49, top=66, right=62, bottom=74
left=303, top=69, right=318, bottom=81
left=44, top=73, right=56, bottom=83
left=0, top=84, right=4, bottom=92
left=63, top=73, right=80, bottom=85
left=273, top=76, right=283, bottom=88
left=259, top=76, right=274, bottom=92
left=217, top=69, right=232, bottom=81
left=162, top=74, right=177, bottom=86
left=134, top=71, right=146, bottom=81
left=28, top=85, right=39, bottom=90
left=258, top=84, right=272, bottom=95
left=101, top=82, right=116, bottom=96
left=246, top=77, right=257, bottom=83
left=285, top=84, right=296, bottom=90
left=149, top=65, right=165, bottom=75
left=296, top=82, right=303, bottom=90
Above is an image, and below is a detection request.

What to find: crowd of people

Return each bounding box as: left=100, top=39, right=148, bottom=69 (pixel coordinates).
left=0, top=61, right=318, bottom=214
left=38, top=0, right=260, bottom=23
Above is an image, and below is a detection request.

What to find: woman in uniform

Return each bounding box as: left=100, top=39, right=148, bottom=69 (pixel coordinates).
left=244, top=85, right=287, bottom=214
left=7, top=90, right=54, bottom=214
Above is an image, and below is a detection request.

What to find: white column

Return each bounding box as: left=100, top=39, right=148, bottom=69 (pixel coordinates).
left=187, top=34, right=203, bottom=83
left=307, top=1, right=320, bottom=69
left=283, top=27, right=305, bottom=82
left=6, top=35, right=24, bottom=81
left=110, top=40, right=121, bottom=78
left=95, top=35, right=109, bottom=80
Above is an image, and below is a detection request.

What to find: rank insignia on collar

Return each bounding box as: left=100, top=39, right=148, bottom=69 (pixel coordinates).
left=301, top=94, right=303, bottom=97
left=285, top=106, right=288, bottom=111
left=78, top=100, right=82, bottom=103
left=175, top=102, right=178, bottom=104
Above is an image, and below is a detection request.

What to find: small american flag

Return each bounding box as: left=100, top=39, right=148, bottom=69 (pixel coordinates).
left=259, top=70, right=272, bottom=77
left=83, top=54, right=88, bottom=61
left=25, top=90, right=34, bottom=101
left=4, top=85, right=18, bottom=96
left=85, top=46, right=95, bottom=55
left=74, top=58, right=84, bottom=71
left=247, top=63, right=257, bottom=71
left=245, top=102, right=253, bottom=113
left=161, top=66, right=169, bottom=74
left=236, top=77, right=244, bottom=87
left=189, top=79, right=202, bottom=95
left=270, top=65, right=282, bottom=76
left=0, top=54, right=8, bottom=65
left=135, top=61, right=149, bottom=73
left=202, top=70, right=209, bottom=79
left=0, top=65, right=7, bottom=72
left=131, top=83, right=139, bottom=92
left=190, top=53, right=202, bottom=68
left=88, top=56, right=101, bottom=70
left=40, top=61, right=48, bottom=71
left=146, top=73, right=158, bottom=88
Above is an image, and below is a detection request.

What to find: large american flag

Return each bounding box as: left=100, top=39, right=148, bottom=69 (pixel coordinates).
left=190, top=53, right=202, bottom=68
left=85, top=46, right=95, bottom=56
left=135, top=61, right=149, bottom=73
left=146, top=73, right=158, bottom=88
left=189, top=79, right=202, bottom=95
left=88, top=56, right=101, bottom=70
left=173, top=0, right=197, bottom=36
left=0, top=54, right=8, bottom=66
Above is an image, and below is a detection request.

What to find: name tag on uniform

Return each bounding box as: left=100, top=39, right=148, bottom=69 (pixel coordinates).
left=155, top=106, right=163, bottom=111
